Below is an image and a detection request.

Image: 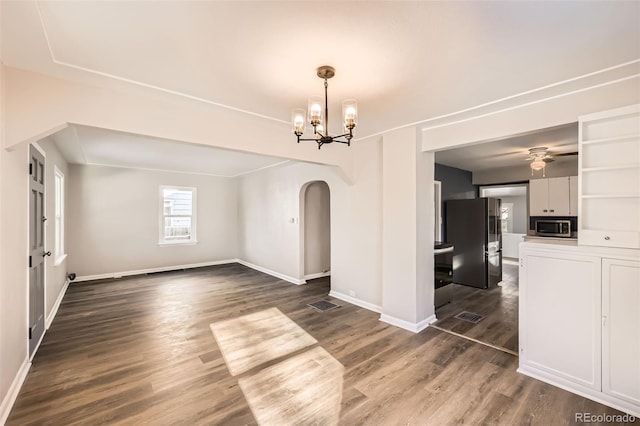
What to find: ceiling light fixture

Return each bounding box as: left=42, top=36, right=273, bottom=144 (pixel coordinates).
left=292, top=66, right=357, bottom=150
left=528, top=147, right=548, bottom=177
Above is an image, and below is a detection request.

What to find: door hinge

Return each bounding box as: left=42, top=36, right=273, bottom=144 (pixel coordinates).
left=29, top=327, right=32, bottom=339
left=29, top=256, right=32, bottom=268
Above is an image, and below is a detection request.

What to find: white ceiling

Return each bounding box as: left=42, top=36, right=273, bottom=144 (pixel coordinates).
left=435, top=123, right=578, bottom=172
left=50, top=125, right=289, bottom=177
left=2, top=1, right=639, bottom=174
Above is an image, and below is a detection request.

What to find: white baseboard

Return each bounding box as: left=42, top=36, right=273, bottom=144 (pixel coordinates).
left=0, top=357, right=31, bottom=425
left=74, top=259, right=237, bottom=282
left=328, top=290, right=382, bottom=313
left=304, top=271, right=331, bottom=280
left=518, top=365, right=640, bottom=418
left=236, top=259, right=305, bottom=285
left=379, top=313, right=437, bottom=333
left=46, top=278, right=70, bottom=329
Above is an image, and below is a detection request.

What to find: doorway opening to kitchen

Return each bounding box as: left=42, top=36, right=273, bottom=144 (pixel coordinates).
left=429, top=123, right=578, bottom=355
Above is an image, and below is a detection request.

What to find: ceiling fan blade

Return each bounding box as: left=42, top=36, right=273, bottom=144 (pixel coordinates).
left=549, top=152, right=578, bottom=158
left=542, top=157, right=555, bottom=163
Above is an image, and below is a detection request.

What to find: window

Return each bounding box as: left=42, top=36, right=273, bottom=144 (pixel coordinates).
left=159, top=186, right=196, bottom=245
left=54, top=167, right=65, bottom=263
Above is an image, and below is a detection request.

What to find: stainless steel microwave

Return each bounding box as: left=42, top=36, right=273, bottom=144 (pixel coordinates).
left=535, top=219, right=572, bottom=237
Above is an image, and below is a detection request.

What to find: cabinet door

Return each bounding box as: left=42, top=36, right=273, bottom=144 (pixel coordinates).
left=569, top=176, right=578, bottom=216
left=519, top=249, right=601, bottom=390
left=529, top=179, right=549, bottom=216
left=602, top=258, right=640, bottom=405
left=548, top=177, right=571, bottom=215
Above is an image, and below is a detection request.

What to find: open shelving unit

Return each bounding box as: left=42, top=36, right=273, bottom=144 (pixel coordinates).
left=578, top=104, right=640, bottom=249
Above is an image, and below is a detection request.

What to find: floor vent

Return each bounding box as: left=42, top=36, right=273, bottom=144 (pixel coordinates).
left=454, top=311, right=485, bottom=324
left=308, top=300, right=340, bottom=312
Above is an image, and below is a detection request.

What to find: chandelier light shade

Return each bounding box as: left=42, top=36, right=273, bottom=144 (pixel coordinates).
left=291, top=108, right=306, bottom=135
left=292, top=66, right=357, bottom=149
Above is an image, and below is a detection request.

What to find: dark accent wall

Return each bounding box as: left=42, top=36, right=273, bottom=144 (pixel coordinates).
left=435, top=164, right=476, bottom=201
left=435, top=163, right=477, bottom=240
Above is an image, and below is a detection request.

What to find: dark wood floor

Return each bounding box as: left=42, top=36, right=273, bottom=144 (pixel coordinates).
left=433, top=263, right=519, bottom=354
left=7, top=263, right=625, bottom=425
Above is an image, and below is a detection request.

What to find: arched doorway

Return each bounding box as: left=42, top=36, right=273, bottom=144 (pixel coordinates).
left=301, top=181, right=331, bottom=280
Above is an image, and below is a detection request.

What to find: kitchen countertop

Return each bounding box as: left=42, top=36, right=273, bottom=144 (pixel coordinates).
left=521, top=239, right=640, bottom=264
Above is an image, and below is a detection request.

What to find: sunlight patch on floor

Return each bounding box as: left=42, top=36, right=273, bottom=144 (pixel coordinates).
left=210, top=307, right=317, bottom=376
left=210, top=307, right=344, bottom=425
left=239, top=346, right=344, bottom=425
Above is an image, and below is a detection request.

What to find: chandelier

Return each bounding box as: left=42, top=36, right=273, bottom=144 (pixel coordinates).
left=291, top=66, right=357, bottom=149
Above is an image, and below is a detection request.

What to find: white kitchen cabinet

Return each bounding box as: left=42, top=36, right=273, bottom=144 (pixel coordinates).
left=579, top=104, right=640, bottom=249
left=519, top=241, right=640, bottom=417
left=529, top=176, right=574, bottom=216
left=519, top=247, right=602, bottom=390
left=602, top=258, right=640, bottom=406
left=529, top=179, right=548, bottom=216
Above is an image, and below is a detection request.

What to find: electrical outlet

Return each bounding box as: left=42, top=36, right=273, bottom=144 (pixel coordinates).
left=349, top=290, right=356, bottom=297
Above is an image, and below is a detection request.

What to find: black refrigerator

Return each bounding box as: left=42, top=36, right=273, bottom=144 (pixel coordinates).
left=445, top=198, right=502, bottom=289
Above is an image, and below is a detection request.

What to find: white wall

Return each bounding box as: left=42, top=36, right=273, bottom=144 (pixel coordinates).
left=238, top=138, right=383, bottom=309
left=303, top=181, right=330, bottom=277
left=423, top=70, right=639, bottom=152
left=37, top=138, right=69, bottom=323
left=67, top=165, right=238, bottom=278
left=380, top=128, right=435, bottom=330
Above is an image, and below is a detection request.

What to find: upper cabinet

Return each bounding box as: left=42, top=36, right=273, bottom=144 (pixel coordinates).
left=530, top=176, right=577, bottom=216
left=579, top=104, right=640, bottom=249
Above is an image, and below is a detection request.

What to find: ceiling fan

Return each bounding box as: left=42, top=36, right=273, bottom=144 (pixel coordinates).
left=527, top=147, right=578, bottom=176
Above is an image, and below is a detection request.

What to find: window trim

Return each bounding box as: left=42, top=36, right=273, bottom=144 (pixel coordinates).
left=54, top=166, right=66, bottom=264
left=158, top=185, right=197, bottom=246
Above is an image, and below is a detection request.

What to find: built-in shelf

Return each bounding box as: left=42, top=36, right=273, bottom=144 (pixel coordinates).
left=581, top=194, right=640, bottom=199
left=581, top=134, right=640, bottom=146
left=578, top=104, right=640, bottom=249
left=581, top=164, right=640, bottom=172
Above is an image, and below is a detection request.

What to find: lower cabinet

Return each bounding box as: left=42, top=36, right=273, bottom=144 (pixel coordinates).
left=519, top=249, right=602, bottom=389
left=519, top=243, right=640, bottom=417
left=602, top=258, right=640, bottom=406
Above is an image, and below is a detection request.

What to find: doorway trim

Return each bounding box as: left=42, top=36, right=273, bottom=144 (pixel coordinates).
left=298, top=180, right=331, bottom=283
left=434, top=180, right=442, bottom=241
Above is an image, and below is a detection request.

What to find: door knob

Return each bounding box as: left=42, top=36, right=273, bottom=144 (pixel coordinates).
left=42, top=251, right=51, bottom=257
left=42, top=217, right=48, bottom=222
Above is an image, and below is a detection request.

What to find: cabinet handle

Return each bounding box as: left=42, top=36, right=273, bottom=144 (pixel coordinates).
left=604, top=236, right=610, bottom=241
left=602, top=316, right=607, bottom=326
left=549, top=209, right=554, bottom=212
left=543, top=209, right=548, bottom=212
